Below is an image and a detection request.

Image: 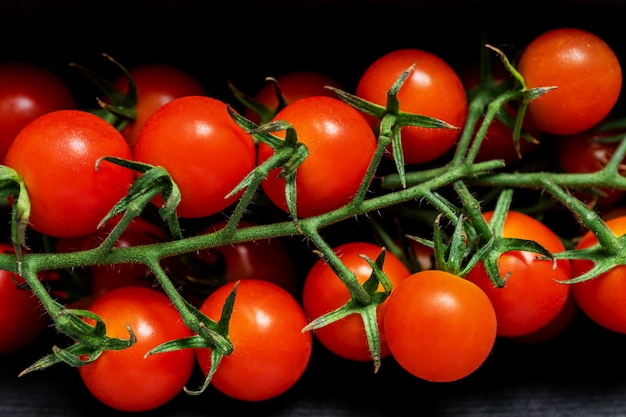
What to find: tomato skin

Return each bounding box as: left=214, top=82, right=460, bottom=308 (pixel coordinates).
left=557, top=129, right=626, bottom=209
left=383, top=270, right=497, bottom=382
left=0, top=61, right=76, bottom=162
left=78, top=286, right=195, bottom=412
left=113, top=64, right=206, bottom=149
left=301, top=242, right=410, bottom=362
left=355, top=49, right=468, bottom=165
left=0, top=243, right=48, bottom=354
left=133, top=95, right=256, bottom=218
left=465, top=211, right=572, bottom=337
left=257, top=95, right=377, bottom=218
left=194, top=220, right=298, bottom=295
left=4, top=110, right=134, bottom=238
left=196, top=280, right=312, bottom=401
left=244, top=70, right=343, bottom=124
left=571, top=216, right=626, bottom=334
left=517, top=28, right=622, bottom=135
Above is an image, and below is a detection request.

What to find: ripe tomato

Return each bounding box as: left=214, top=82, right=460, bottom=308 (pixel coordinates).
left=517, top=28, right=622, bottom=135
left=301, top=241, right=410, bottom=362
left=78, top=286, right=195, bottom=412
left=55, top=215, right=168, bottom=306
left=355, top=48, right=468, bottom=165
left=193, top=219, right=298, bottom=295
left=383, top=269, right=497, bottom=382
left=4, top=110, right=134, bottom=238
left=570, top=215, right=626, bottom=334
left=196, top=279, right=312, bottom=401
left=133, top=95, right=256, bottom=218
left=510, top=292, right=578, bottom=344
left=243, top=70, right=343, bottom=124
left=557, top=129, right=626, bottom=209
left=112, top=63, right=206, bottom=149
left=465, top=210, right=572, bottom=337
left=257, top=95, right=377, bottom=218
left=0, top=61, right=76, bottom=162
left=0, top=243, right=48, bottom=354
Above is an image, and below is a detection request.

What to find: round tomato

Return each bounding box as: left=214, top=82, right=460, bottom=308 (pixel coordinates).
left=510, top=292, right=578, bottom=344
left=570, top=215, right=626, bottom=334
left=243, top=70, right=343, bottom=124
left=517, top=27, right=622, bottom=135
left=383, top=269, right=497, bottom=382
left=133, top=95, right=256, bottom=218
left=355, top=48, right=468, bottom=165
left=0, top=243, right=48, bottom=354
left=4, top=110, right=134, bottom=238
left=112, top=63, right=207, bottom=149
left=196, top=279, right=312, bottom=401
left=193, top=219, right=298, bottom=295
left=257, top=95, right=377, bottom=218
left=557, top=129, right=626, bottom=209
left=0, top=61, right=76, bottom=162
left=78, top=286, right=195, bottom=412
left=465, top=210, right=572, bottom=337
left=301, top=241, right=410, bottom=362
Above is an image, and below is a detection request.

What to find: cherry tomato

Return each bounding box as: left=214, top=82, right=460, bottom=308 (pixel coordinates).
left=517, top=27, right=622, bottom=135
left=78, top=286, right=195, bottom=412
left=257, top=95, right=377, bottom=218
left=557, top=129, right=626, bottom=209
left=510, top=292, right=578, bottom=344
left=56, top=215, right=168, bottom=306
left=193, top=219, right=298, bottom=295
left=196, top=279, right=312, bottom=401
left=0, top=61, right=76, bottom=162
left=383, top=269, right=497, bottom=382
left=244, top=70, right=343, bottom=124
left=301, top=241, right=410, bottom=362
left=465, top=210, right=572, bottom=337
left=4, top=110, right=134, bottom=238
left=133, top=95, right=256, bottom=218
left=0, top=243, right=49, bottom=354
left=570, top=215, right=626, bottom=334
left=113, top=63, right=206, bottom=149
left=355, top=48, right=468, bottom=165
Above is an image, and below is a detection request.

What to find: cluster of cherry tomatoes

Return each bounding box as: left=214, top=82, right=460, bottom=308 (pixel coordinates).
left=1, top=24, right=626, bottom=414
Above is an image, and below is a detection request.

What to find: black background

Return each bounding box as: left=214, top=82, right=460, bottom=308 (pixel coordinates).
left=3, top=1, right=626, bottom=415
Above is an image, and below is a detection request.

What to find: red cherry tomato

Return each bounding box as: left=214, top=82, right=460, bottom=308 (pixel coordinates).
left=571, top=215, right=626, bottom=334
left=78, top=286, right=195, bottom=412
left=384, top=269, right=497, bottom=382
left=517, top=27, right=622, bottom=135
left=302, top=241, right=410, bottom=362
left=4, top=110, right=134, bottom=238
left=113, top=63, right=206, bottom=149
left=0, top=243, right=49, bottom=354
left=244, top=70, right=343, bottom=124
left=0, top=61, right=76, bottom=162
left=465, top=210, right=572, bottom=337
left=196, top=279, right=312, bottom=401
left=257, top=95, right=377, bottom=218
left=133, top=95, right=256, bottom=218
left=355, top=48, right=468, bottom=165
